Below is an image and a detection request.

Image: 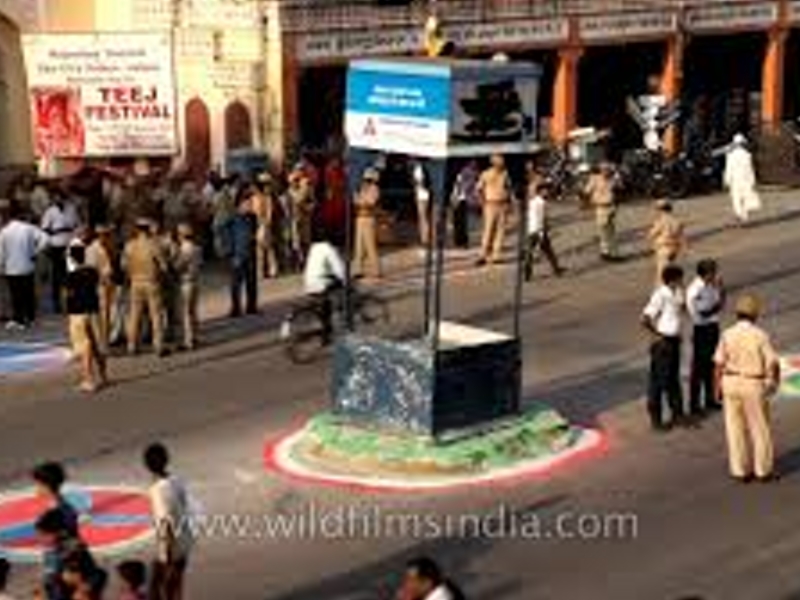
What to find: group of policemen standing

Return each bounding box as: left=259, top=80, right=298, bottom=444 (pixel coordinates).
left=642, top=198, right=781, bottom=483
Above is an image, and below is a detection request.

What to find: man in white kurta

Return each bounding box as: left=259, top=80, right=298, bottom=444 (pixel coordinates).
left=723, top=133, right=761, bottom=224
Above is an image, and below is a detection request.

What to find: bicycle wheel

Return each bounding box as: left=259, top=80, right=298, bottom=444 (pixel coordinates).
left=283, top=306, right=325, bottom=364
left=355, top=292, right=390, bottom=327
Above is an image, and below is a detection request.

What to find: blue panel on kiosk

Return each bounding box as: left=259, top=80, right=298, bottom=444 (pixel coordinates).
left=345, top=57, right=542, bottom=158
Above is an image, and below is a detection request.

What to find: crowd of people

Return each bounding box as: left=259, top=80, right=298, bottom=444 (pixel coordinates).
left=0, top=443, right=193, bottom=600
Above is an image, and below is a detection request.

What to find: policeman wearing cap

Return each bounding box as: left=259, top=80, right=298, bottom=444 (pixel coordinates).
left=714, top=294, right=781, bottom=482
left=647, top=199, right=685, bottom=286
left=353, top=168, right=382, bottom=279
left=86, top=224, right=118, bottom=351
left=585, top=162, right=620, bottom=260
left=123, top=218, right=168, bottom=356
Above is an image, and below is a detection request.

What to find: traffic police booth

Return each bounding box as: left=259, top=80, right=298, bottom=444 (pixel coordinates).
left=334, top=57, right=542, bottom=439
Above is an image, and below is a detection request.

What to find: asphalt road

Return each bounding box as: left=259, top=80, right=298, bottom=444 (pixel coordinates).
left=3, top=190, right=800, bottom=599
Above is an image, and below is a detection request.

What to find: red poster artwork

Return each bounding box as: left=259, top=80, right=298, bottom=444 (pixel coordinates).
left=32, top=87, right=86, bottom=158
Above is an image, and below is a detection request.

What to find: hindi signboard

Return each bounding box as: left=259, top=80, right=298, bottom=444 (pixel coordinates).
left=579, top=12, right=678, bottom=41
left=22, top=33, right=178, bottom=158
left=298, top=19, right=568, bottom=63
left=684, top=2, right=777, bottom=32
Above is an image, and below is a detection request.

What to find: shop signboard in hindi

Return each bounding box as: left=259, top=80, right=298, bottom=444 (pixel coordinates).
left=685, top=2, right=778, bottom=32
left=22, top=32, right=178, bottom=158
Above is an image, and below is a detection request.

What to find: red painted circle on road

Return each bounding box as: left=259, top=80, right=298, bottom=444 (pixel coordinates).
left=0, top=486, right=153, bottom=563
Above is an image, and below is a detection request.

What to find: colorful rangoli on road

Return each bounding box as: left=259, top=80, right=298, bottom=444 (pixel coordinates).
left=0, top=485, right=153, bottom=563
left=0, top=342, right=71, bottom=377
left=780, top=355, right=800, bottom=398
left=265, top=406, right=605, bottom=492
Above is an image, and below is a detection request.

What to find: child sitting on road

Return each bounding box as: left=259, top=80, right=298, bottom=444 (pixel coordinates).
left=65, top=242, right=107, bottom=393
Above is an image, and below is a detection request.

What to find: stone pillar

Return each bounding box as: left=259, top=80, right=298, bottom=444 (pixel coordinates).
left=551, top=46, right=582, bottom=145
left=762, top=27, right=787, bottom=132
left=264, top=0, right=299, bottom=167
left=0, top=18, right=33, bottom=167
left=660, top=35, right=684, bottom=156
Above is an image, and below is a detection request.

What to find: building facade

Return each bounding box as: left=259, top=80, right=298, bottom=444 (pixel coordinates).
left=11, top=0, right=268, bottom=176
left=278, top=0, right=800, bottom=159
left=4, top=0, right=800, bottom=174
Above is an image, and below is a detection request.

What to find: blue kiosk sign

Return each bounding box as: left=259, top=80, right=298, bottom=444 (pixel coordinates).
left=345, top=58, right=542, bottom=158
left=337, top=57, right=543, bottom=438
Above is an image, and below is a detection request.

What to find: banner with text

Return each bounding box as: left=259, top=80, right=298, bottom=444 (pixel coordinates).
left=22, top=33, right=177, bottom=158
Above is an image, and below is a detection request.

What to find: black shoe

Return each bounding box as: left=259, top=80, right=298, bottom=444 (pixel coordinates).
left=731, top=474, right=754, bottom=484
left=674, top=414, right=701, bottom=429
left=229, top=310, right=242, bottom=319
left=475, top=258, right=487, bottom=267
left=755, top=472, right=781, bottom=484
left=651, top=422, right=672, bottom=433
left=705, top=402, right=723, bottom=412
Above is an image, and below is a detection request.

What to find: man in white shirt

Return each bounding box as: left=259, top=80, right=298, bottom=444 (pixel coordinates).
left=144, top=443, right=195, bottom=600
left=0, top=204, right=49, bottom=329
left=523, top=180, right=563, bottom=281
left=41, top=193, right=80, bottom=313
left=687, top=259, right=725, bottom=416
left=641, top=264, right=687, bottom=431
left=303, top=228, right=347, bottom=344
left=395, top=557, right=463, bottom=600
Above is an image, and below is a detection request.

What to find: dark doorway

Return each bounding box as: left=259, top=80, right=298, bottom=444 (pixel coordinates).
left=184, top=97, right=211, bottom=179
left=298, top=65, right=346, bottom=151
left=577, top=42, right=665, bottom=160
left=683, top=32, right=765, bottom=144
left=224, top=100, right=253, bottom=151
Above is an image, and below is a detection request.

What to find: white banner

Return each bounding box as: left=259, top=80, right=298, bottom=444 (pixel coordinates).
left=22, top=32, right=178, bottom=158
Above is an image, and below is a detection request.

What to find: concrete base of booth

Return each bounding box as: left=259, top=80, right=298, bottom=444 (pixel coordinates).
left=331, top=322, right=521, bottom=438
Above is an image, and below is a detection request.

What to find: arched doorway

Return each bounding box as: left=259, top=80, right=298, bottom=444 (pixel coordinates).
left=184, top=97, right=211, bottom=180
left=224, top=100, right=252, bottom=150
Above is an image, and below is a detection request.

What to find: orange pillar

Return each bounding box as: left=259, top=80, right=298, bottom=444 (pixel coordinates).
left=660, top=36, right=684, bottom=156
left=762, top=27, right=787, bottom=132
left=551, top=46, right=582, bottom=145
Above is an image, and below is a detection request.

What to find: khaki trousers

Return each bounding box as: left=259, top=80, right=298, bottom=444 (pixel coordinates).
left=654, top=247, right=678, bottom=286
left=354, top=216, right=381, bottom=278
left=480, top=202, right=508, bottom=263
left=179, top=281, right=199, bottom=349
left=98, top=283, right=116, bottom=353
left=128, top=281, right=164, bottom=353
left=723, top=377, right=774, bottom=478
left=257, top=225, right=278, bottom=278
left=595, top=206, right=617, bottom=256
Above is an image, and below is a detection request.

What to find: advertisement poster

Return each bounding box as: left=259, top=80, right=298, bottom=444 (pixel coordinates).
left=22, top=33, right=177, bottom=158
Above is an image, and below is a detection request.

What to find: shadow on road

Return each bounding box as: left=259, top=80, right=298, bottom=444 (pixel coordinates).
left=264, top=496, right=567, bottom=600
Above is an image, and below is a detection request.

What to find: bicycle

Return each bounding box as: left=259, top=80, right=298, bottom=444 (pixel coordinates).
left=279, top=282, right=390, bottom=364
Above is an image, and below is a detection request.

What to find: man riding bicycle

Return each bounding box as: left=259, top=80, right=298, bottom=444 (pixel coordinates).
left=303, top=227, right=347, bottom=344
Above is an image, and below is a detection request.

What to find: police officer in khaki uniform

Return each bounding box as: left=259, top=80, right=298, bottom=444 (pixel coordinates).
left=86, top=224, right=116, bottom=352
left=353, top=168, right=381, bottom=279
left=476, top=154, right=513, bottom=266
left=714, top=294, right=781, bottom=483
left=585, top=163, right=619, bottom=260
left=123, top=218, right=167, bottom=356
left=648, top=200, right=685, bottom=286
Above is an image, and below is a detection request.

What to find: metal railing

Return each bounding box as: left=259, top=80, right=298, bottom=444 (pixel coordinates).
left=279, top=0, right=773, bottom=33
